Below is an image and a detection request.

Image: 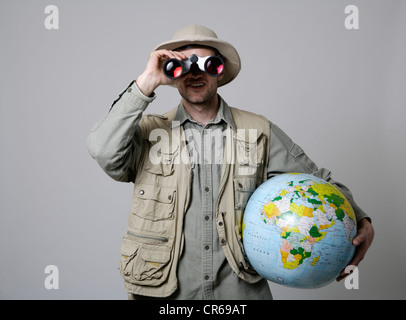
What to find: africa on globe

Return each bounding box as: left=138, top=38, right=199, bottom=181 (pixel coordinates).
left=242, top=173, right=357, bottom=289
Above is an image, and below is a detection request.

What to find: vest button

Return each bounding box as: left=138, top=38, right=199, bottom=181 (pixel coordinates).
left=139, top=190, right=144, bottom=195
left=218, top=221, right=223, bottom=226
left=205, top=187, right=209, bottom=192
left=221, top=239, right=227, bottom=245
left=168, top=195, right=172, bottom=201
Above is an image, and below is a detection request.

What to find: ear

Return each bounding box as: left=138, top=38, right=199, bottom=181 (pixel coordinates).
left=217, top=73, right=225, bottom=83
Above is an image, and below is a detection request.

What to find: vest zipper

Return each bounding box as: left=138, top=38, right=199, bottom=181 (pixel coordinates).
left=127, top=231, right=169, bottom=243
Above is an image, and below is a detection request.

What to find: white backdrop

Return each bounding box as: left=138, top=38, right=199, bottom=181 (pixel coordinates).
left=1, top=0, right=405, bottom=299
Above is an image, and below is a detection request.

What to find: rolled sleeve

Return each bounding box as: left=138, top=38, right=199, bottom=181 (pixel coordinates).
left=87, top=81, right=156, bottom=182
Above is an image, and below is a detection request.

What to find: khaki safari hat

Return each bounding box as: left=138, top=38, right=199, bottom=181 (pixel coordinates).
left=154, top=24, right=241, bottom=87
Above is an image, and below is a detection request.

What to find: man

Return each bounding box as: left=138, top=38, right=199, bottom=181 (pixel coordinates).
left=87, top=25, right=374, bottom=300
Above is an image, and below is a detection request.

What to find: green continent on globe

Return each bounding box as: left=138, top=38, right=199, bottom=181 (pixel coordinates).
left=260, top=177, right=356, bottom=270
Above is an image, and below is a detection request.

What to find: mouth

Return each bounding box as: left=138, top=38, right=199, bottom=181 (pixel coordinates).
left=187, top=81, right=206, bottom=92
left=189, top=83, right=205, bottom=88
left=186, top=77, right=206, bottom=89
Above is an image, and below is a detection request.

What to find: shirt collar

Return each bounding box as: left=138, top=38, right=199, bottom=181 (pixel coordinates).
left=171, top=95, right=236, bottom=129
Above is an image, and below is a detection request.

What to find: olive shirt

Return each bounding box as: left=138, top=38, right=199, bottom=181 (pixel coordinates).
left=87, top=81, right=369, bottom=300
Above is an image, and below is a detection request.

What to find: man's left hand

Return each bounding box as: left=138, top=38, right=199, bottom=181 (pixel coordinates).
left=337, top=218, right=374, bottom=281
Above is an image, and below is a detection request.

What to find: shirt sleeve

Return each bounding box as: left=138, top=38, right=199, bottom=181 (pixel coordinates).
left=86, top=81, right=156, bottom=182
left=267, top=121, right=369, bottom=223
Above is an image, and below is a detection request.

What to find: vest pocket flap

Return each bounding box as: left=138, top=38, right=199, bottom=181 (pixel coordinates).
left=234, top=129, right=266, bottom=174
left=234, top=176, right=257, bottom=192
left=140, top=248, right=171, bottom=264
left=234, top=128, right=263, bottom=144
left=120, top=238, right=139, bottom=257
left=119, top=240, right=173, bottom=287
left=135, top=184, right=175, bottom=204
left=234, top=177, right=258, bottom=210
left=144, top=161, right=174, bottom=176
left=132, top=184, right=176, bottom=221
left=144, top=142, right=179, bottom=176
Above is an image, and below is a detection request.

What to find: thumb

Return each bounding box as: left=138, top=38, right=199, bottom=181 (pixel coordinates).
left=352, top=232, right=365, bottom=246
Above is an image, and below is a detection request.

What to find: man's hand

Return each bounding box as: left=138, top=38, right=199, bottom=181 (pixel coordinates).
left=337, top=218, right=374, bottom=281
left=136, top=49, right=187, bottom=97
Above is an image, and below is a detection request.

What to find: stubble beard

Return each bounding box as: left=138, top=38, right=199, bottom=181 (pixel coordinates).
left=178, top=83, right=218, bottom=107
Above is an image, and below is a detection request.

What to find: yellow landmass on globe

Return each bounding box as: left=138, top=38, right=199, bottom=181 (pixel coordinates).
left=289, top=202, right=314, bottom=218
left=310, top=182, right=356, bottom=221
left=280, top=189, right=289, bottom=196
left=311, top=255, right=320, bottom=266
left=262, top=202, right=281, bottom=219
left=280, top=251, right=302, bottom=269
left=319, top=220, right=335, bottom=230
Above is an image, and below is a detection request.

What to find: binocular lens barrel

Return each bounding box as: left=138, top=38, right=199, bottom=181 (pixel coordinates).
left=205, top=57, right=224, bottom=76
left=164, top=59, right=183, bottom=79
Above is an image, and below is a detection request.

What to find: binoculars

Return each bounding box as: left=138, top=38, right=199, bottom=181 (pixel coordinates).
left=163, top=54, right=224, bottom=79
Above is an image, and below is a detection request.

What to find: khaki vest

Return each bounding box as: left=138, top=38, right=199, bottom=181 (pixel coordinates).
left=118, top=106, right=270, bottom=297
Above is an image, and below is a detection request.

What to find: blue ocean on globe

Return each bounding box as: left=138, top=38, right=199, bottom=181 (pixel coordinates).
left=243, top=173, right=357, bottom=289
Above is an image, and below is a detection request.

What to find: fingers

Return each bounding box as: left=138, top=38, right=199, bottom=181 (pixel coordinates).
left=352, top=218, right=373, bottom=246
left=137, top=49, right=189, bottom=94
left=352, top=232, right=365, bottom=247
left=336, top=219, right=374, bottom=282
left=336, top=274, right=346, bottom=282
left=336, top=244, right=364, bottom=282
left=336, top=270, right=351, bottom=282
left=155, top=49, right=187, bottom=62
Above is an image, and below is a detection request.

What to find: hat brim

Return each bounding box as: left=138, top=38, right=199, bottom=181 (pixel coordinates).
left=154, top=36, right=241, bottom=87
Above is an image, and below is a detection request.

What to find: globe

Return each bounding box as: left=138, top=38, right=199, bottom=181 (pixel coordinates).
left=242, top=173, right=357, bottom=289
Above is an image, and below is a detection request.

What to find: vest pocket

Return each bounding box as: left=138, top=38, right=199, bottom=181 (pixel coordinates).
left=132, top=184, right=176, bottom=221
left=144, top=144, right=179, bottom=176
left=234, top=129, right=265, bottom=177
left=233, top=176, right=257, bottom=210
left=144, top=160, right=174, bottom=176
left=119, top=232, right=172, bottom=286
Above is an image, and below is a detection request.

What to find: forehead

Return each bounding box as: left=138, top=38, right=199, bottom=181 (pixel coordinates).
left=178, top=46, right=216, bottom=57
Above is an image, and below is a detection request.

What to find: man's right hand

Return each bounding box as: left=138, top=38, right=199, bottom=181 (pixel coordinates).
left=136, top=49, right=187, bottom=97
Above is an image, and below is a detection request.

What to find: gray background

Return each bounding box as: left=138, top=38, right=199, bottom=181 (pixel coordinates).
left=1, top=0, right=405, bottom=300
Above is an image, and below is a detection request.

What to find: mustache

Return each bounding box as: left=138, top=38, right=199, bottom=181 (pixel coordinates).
left=185, top=76, right=206, bottom=85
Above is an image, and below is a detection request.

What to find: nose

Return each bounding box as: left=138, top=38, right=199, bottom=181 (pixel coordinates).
left=190, top=63, right=202, bottom=76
